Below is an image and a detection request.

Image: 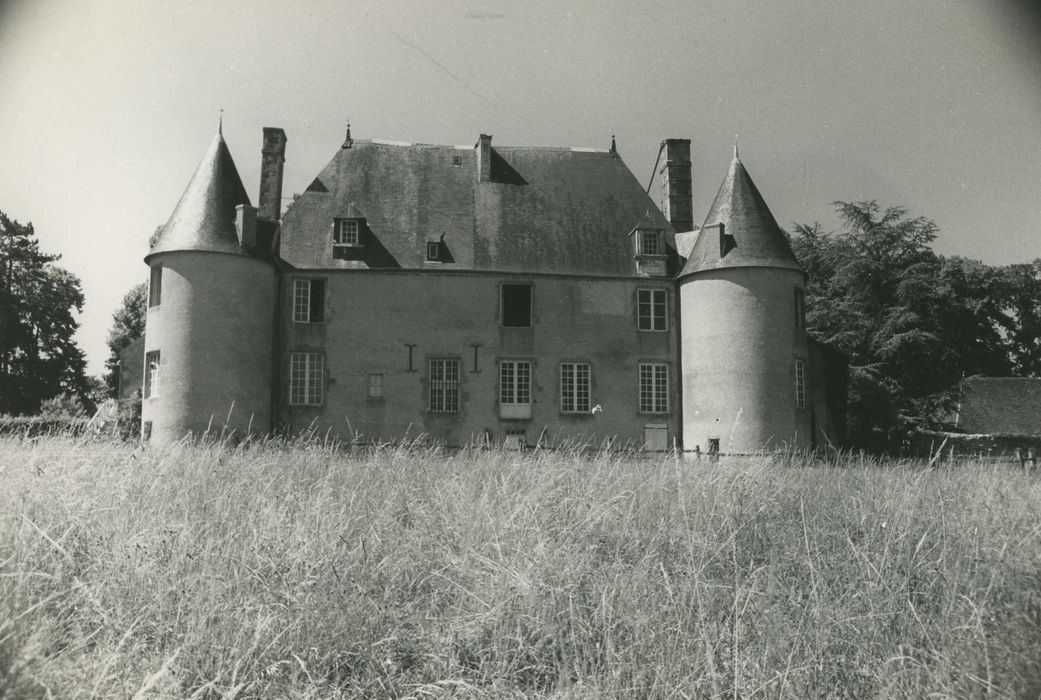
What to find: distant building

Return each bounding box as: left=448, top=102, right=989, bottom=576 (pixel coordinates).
left=135, top=123, right=846, bottom=451
left=950, top=376, right=1041, bottom=435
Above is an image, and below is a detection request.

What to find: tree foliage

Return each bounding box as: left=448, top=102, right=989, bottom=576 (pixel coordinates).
left=0, top=210, right=89, bottom=415
left=103, top=282, right=147, bottom=396
left=792, top=201, right=1041, bottom=451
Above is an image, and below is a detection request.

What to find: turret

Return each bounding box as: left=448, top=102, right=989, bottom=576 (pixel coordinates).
left=678, top=147, right=810, bottom=454
left=141, top=125, right=278, bottom=443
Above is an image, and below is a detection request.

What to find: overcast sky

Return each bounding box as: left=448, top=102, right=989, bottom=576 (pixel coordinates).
left=1, top=0, right=1039, bottom=376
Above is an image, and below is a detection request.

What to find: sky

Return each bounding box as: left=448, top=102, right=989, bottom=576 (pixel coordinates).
left=1, top=0, right=1039, bottom=376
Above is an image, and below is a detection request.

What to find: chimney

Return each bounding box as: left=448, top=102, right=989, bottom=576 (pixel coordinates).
left=259, top=127, right=287, bottom=221
left=659, top=138, right=693, bottom=232
left=235, top=204, right=257, bottom=249
left=475, top=133, right=492, bottom=183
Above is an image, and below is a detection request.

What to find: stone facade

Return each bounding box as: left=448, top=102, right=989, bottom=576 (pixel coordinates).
left=136, top=126, right=845, bottom=452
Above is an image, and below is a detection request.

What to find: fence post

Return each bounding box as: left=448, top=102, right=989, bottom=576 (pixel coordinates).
left=1029, top=447, right=1037, bottom=471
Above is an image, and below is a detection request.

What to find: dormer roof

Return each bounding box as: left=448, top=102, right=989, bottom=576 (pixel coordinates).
left=148, top=132, right=251, bottom=260
left=678, top=152, right=802, bottom=278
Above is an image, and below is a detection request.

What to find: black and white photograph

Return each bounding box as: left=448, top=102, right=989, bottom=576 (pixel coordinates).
left=1, top=1, right=1040, bottom=696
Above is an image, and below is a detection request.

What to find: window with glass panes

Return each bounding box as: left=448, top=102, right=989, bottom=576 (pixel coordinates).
left=637, top=288, right=667, bottom=331
left=560, top=362, right=590, bottom=413
left=639, top=362, right=668, bottom=413
left=500, top=360, right=531, bottom=406
left=145, top=351, right=160, bottom=398
left=289, top=352, right=324, bottom=405
left=429, top=358, right=460, bottom=413
left=333, top=219, right=360, bottom=246
left=292, top=279, right=325, bottom=323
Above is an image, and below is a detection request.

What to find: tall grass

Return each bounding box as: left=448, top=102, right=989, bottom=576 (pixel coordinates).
left=1, top=435, right=1040, bottom=698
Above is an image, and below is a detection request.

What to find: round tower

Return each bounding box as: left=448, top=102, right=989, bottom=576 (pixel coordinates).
left=679, top=148, right=811, bottom=454
left=141, top=128, right=277, bottom=443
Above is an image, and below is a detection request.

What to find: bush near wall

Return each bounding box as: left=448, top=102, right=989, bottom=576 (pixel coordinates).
left=0, top=416, right=90, bottom=437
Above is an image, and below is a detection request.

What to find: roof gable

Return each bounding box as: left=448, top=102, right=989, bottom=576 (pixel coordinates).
left=678, top=154, right=802, bottom=278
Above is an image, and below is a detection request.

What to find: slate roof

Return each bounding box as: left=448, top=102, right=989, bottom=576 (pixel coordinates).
left=955, top=376, right=1041, bottom=435
left=678, top=151, right=802, bottom=278
left=279, top=139, right=676, bottom=275
left=148, top=132, right=251, bottom=260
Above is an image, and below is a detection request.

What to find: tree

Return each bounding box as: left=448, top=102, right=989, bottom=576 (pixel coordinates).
left=791, top=201, right=1023, bottom=451
left=0, top=210, right=89, bottom=415
left=103, top=282, right=147, bottom=396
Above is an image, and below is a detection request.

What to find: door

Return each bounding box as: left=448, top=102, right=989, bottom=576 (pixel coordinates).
left=643, top=423, right=668, bottom=452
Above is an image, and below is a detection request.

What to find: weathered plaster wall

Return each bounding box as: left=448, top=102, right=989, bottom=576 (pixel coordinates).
left=143, top=251, right=277, bottom=443
left=680, top=267, right=811, bottom=453
left=278, top=270, right=680, bottom=448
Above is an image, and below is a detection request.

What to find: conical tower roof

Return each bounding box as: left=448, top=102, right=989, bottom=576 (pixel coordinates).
left=148, top=131, right=251, bottom=259
left=678, top=151, right=802, bottom=278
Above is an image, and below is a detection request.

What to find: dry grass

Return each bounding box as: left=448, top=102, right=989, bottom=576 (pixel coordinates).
left=1, top=435, right=1040, bottom=698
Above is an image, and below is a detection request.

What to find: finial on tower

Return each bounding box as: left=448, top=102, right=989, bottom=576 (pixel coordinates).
left=218, top=107, right=224, bottom=136
left=342, top=120, right=353, bottom=149
left=610, top=133, right=617, bottom=154
left=733, top=135, right=739, bottom=160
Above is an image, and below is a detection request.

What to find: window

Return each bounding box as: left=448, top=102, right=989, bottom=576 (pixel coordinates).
left=636, top=229, right=663, bottom=256
left=367, top=373, right=383, bottom=399
left=429, top=358, right=460, bottom=413
left=795, top=288, right=806, bottom=328
left=292, top=279, right=325, bottom=323
left=426, top=241, right=441, bottom=262
left=452, top=155, right=463, bottom=167
left=500, top=360, right=532, bottom=419
left=637, top=289, right=668, bottom=331
left=290, top=352, right=324, bottom=406
left=504, top=428, right=526, bottom=450
left=148, top=266, right=162, bottom=308
left=795, top=359, right=806, bottom=409
left=560, top=362, right=590, bottom=413
left=333, top=219, right=361, bottom=246
left=639, top=362, right=669, bottom=413
left=501, top=284, right=532, bottom=327
left=144, top=351, right=160, bottom=398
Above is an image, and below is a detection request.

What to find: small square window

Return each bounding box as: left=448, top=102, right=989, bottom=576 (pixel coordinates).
left=367, top=373, right=383, bottom=399
left=501, top=284, right=532, bottom=327
left=333, top=219, right=361, bottom=246
left=637, top=289, right=667, bottom=331
left=452, top=155, right=463, bottom=167
left=292, top=279, right=325, bottom=323
left=426, top=241, right=441, bottom=262
left=636, top=229, right=663, bottom=256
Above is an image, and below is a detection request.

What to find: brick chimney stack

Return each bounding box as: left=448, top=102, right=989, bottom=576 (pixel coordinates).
left=476, top=133, right=492, bottom=183
left=659, top=138, right=693, bottom=232
left=259, top=127, right=287, bottom=221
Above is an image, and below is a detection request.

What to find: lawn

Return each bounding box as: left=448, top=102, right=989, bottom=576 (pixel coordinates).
left=1, top=435, right=1039, bottom=698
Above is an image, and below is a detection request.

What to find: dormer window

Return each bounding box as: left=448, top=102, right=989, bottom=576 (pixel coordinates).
left=426, top=241, right=441, bottom=262
left=333, top=219, right=362, bottom=247
left=636, top=229, right=664, bottom=256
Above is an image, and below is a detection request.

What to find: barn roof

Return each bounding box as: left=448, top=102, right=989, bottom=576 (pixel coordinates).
left=955, top=376, right=1041, bottom=435
left=678, top=149, right=802, bottom=278
left=148, top=131, right=252, bottom=259
left=279, top=138, right=676, bottom=275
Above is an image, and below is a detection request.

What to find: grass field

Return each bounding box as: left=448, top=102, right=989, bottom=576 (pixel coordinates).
left=1, top=435, right=1040, bottom=698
